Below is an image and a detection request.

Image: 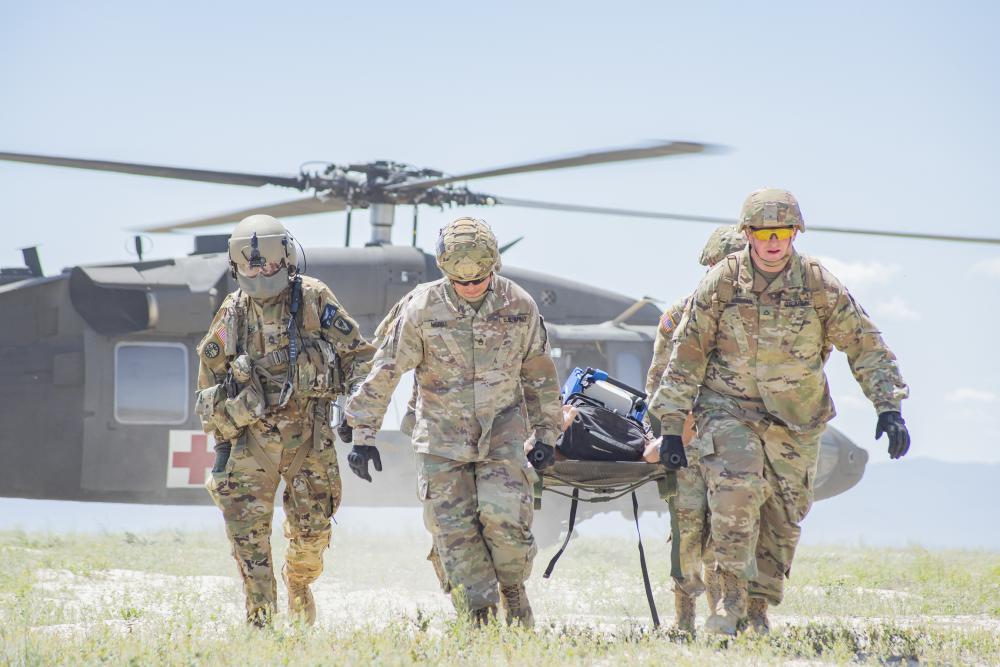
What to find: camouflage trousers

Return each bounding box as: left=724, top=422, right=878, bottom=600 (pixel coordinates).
left=694, top=411, right=821, bottom=605
left=206, top=424, right=342, bottom=622
left=668, top=462, right=717, bottom=597
left=416, top=440, right=538, bottom=611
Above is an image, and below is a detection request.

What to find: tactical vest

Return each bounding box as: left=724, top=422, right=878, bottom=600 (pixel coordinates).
left=711, top=254, right=830, bottom=327
left=228, top=280, right=345, bottom=412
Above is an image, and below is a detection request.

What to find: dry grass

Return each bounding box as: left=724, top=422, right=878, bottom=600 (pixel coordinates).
left=1, top=528, right=997, bottom=665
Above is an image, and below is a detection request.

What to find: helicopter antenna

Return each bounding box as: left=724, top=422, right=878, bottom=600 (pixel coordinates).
left=126, top=235, right=151, bottom=262
left=20, top=246, right=43, bottom=277
left=412, top=206, right=419, bottom=247
left=344, top=205, right=353, bottom=247
left=499, top=236, right=524, bottom=254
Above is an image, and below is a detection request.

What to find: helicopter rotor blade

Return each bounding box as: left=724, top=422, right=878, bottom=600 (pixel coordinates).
left=0, top=151, right=304, bottom=189
left=383, top=140, right=718, bottom=192
left=496, top=196, right=733, bottom=225
left=496, top=196, right=1000, bottom=245
left=138, top=196, right=347, bottom=233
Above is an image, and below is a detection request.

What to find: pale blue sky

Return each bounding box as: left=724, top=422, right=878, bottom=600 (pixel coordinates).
left=3, top=1, right=999, bottom=465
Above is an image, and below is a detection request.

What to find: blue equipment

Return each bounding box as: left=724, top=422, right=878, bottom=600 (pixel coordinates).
left=560, top=366, right=648, bottom=423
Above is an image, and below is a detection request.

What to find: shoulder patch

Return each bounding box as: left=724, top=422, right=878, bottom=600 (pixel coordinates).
left=659, top=310, right=677, bottom=334
left=332, top=316, right=353, bottom=335
left=203, top=341, right=220, bottom=359
left=212, top=322, right=229, bottom=347
left=320, top=303, right=339, bottom=329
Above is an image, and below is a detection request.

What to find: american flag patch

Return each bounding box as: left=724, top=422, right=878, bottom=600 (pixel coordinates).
left=659, top=311, right=676, bottom=333
left=215, top=325, right=228, bottom=346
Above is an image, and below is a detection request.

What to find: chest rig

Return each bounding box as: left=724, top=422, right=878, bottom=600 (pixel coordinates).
left=712, top=255, right=830, bottom=326
left=228, top=277, right=344, bottom=413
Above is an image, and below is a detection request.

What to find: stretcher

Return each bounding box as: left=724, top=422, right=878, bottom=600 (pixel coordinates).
left=535, top=367, right=678, bottom=628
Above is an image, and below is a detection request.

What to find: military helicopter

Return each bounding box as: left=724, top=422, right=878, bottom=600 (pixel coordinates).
left=4, top=141, right=994, bottom=543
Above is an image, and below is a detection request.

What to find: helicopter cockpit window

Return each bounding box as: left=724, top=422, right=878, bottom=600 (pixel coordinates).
left=114, top=342, right=189, bottom=424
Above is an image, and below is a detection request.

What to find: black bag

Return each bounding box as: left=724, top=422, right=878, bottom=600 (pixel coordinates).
left=556, top=394, right=647, bottom=462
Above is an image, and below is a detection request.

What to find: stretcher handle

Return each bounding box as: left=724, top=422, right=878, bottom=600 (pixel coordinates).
left=583, top=367, right=647, bottom=399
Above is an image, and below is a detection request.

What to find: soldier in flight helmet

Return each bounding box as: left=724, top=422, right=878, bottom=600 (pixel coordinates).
left=345, top=216, right=562, bottom=628
left=196, top=214, right=375, bottom=627
left=227, top=214, right=299, bottom=299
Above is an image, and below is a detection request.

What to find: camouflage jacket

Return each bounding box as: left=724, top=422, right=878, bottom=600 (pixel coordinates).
left=649, top=248, right=909, bottom=435
left=195, top=275, right=374, bottom=445
left=345, top=275, right=563, bottom=461
left=644, top=297, right=690, bottom=397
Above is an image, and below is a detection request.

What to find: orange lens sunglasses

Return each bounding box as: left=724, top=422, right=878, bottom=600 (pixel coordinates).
left=749, top=227, right=796, bottom=241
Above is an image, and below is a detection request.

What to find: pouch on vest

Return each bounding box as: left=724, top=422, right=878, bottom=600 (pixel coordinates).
left=224, top=385, right=264, bottom=428
left=295, top=338, right=344, bottom=400
left=195, top=384, right=241, bottom=442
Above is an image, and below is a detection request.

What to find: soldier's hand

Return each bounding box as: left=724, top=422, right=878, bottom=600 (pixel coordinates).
left=347, top=445, right=382, bottom=482
left=659, top=434, right=688, bottom=470
left=876, top=411, right=910, bottom=460
left=528, top=442, right=555, bottom=470
left=336, top=417, right=353, bottom=443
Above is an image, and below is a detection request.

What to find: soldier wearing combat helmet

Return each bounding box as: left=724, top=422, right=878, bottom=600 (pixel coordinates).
left=650, top=188, right=910, bottom=635
left=345, top=217, right=562, bottom=627
left=195, top=214, right=374, bottom=626
left=643, top=224, right=746, bottom=634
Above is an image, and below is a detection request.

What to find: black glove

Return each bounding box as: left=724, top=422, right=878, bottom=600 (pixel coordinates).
left=527, top=442, right=555, bottom=470
left=347, top=445, right=382, bottom=482
left=659, top=435, right=688, bottom=470
left=876, top=411, right=910, bottom=460
left=336, top=417, right=353, bottom=444
left=211, top=443, right=232, bottom=473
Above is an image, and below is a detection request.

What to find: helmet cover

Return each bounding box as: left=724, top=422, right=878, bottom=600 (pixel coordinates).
left=699, top=224, right=748, bottom=266
left=738, top=188, right=805, bottom=232
left=435, top=217, right=500, bottom=282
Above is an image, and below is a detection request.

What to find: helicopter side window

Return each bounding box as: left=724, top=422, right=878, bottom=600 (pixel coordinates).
left=114, top=342, right=189, bottom=425
left=612, top=350, right=644, bottom=391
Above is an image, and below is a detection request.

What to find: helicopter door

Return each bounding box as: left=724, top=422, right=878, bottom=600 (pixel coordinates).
left=80, top=332, right=198, bottom=499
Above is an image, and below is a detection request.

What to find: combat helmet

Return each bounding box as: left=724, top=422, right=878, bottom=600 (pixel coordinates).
left=738, top=188, right=805, bottom=232
left=699, top=224, right=747, bottom=266
left=435, top=217, right=501, bottom=282
left=228, top=214, right=298, bottom=299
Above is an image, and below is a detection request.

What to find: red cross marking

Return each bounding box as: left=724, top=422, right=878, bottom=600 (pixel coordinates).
left=173, top=433, right=215, bottom=485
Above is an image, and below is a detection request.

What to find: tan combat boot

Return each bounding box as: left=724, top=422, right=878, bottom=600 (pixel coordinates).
left=704, top=570, right=747, bottom=636
left=471, top=604, right=498, bottom=627
left=283, top=568, right=316, bottom=626
left=500, top=583, right=535, bottom=628
left=747, top=596, right=770, bottom=634
left=705, top=568, right=722, bottom=616
left=673, top=588, right=696, bottom=634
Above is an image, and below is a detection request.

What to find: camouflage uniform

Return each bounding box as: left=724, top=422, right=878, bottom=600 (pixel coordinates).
left=650, top=246, right=908, bottom=605
left=648, top=297, right=716, bottom=599
left=345, top=275, right=562, bottom=613
left=196, top=275, right=374, bottom=623
left=646, top=226, right=746, bottom=615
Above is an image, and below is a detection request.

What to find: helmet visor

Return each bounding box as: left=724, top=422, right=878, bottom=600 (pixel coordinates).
left=237, top=260, right=284, bottom=278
